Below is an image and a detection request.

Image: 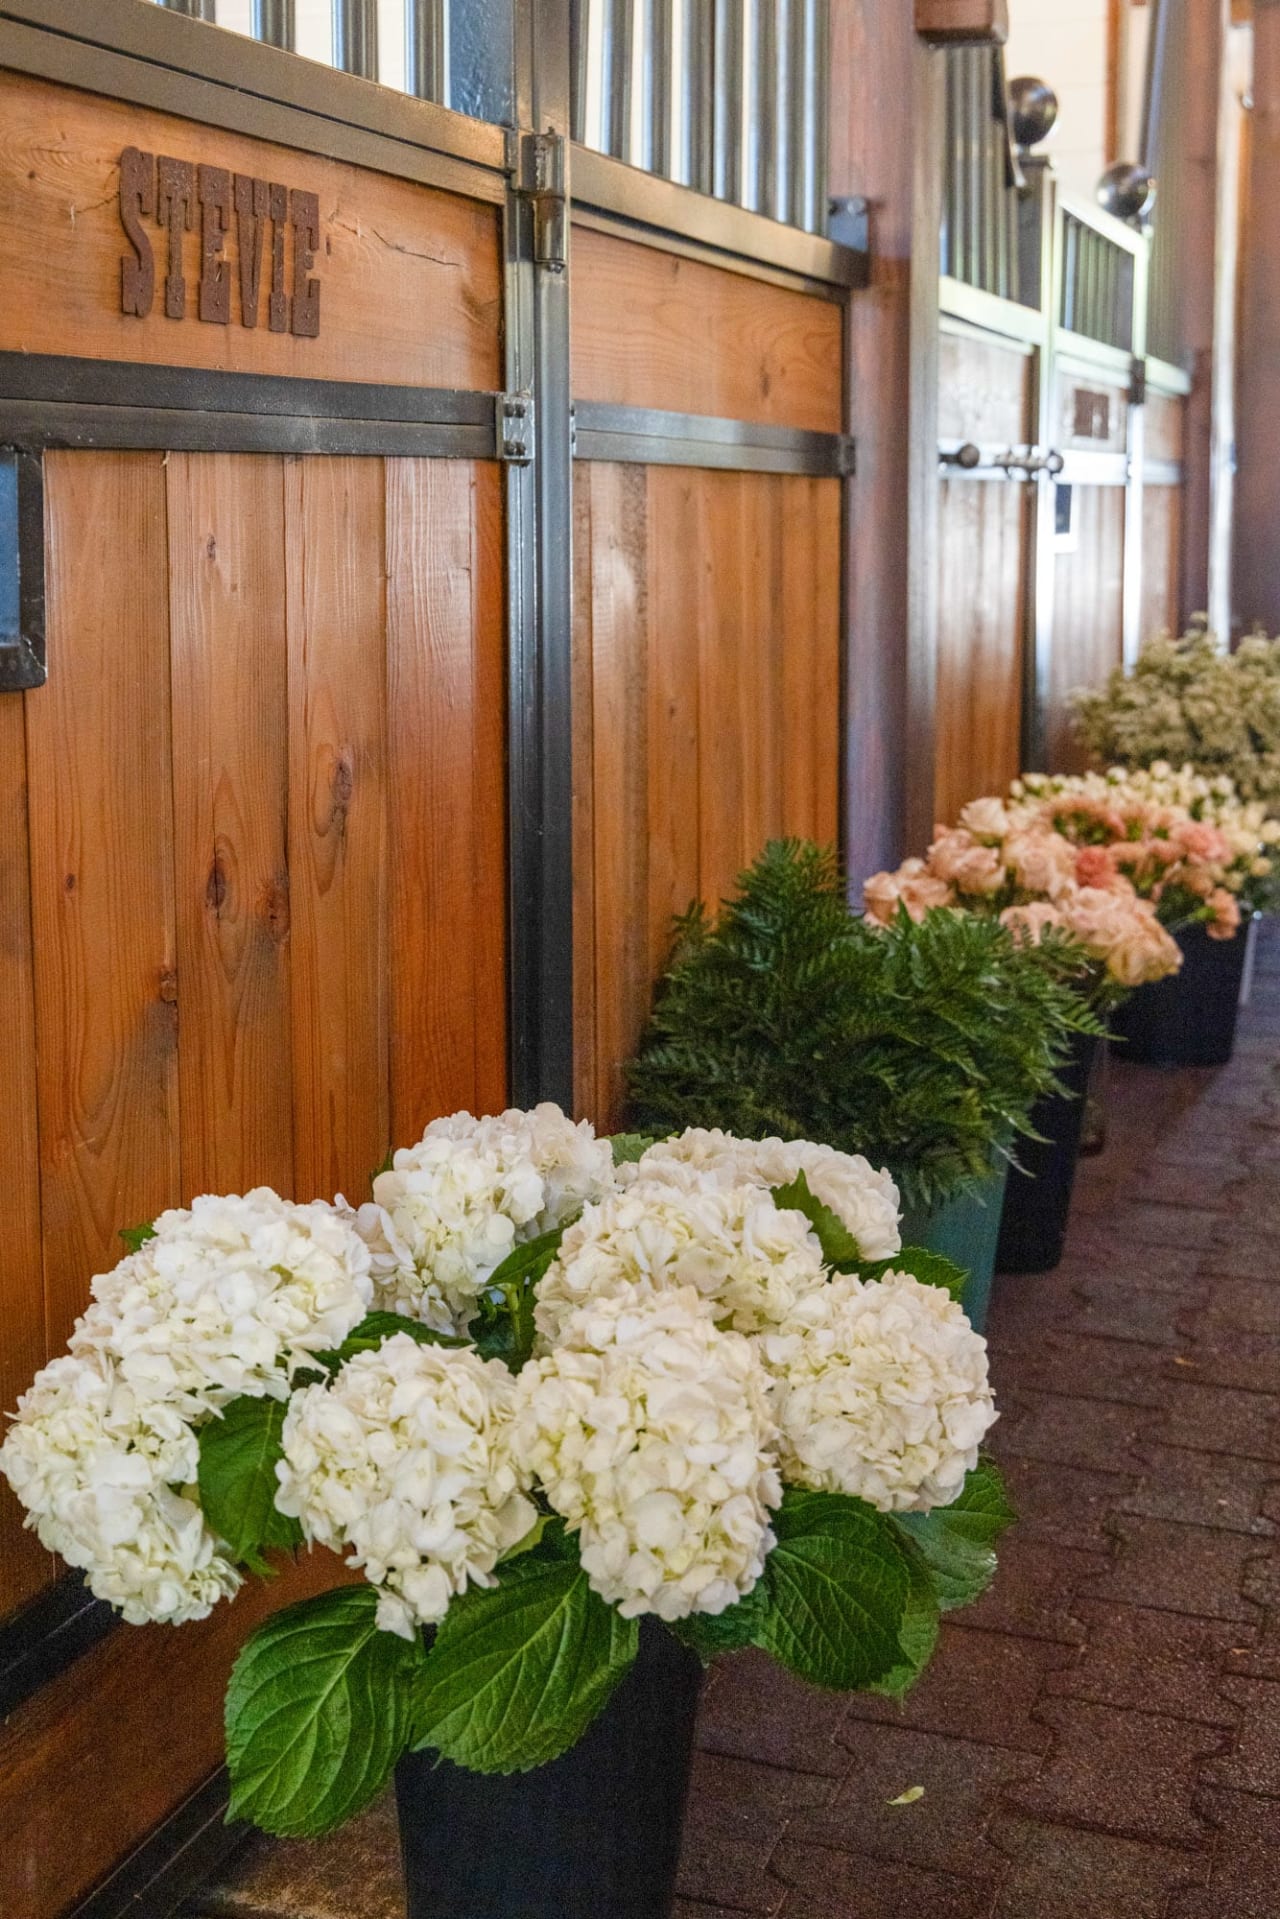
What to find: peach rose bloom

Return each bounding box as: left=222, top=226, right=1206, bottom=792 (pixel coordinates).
left=1207, top=887, right=1243, bottom=941
left=926, top=829, right=980, bottom=885
left=1106, top=908, right=1183, bottom=987
left=1074, top=845, right=1118, bottom=891
left=1003, top=830, right=1076, bottom=897
left=999, top=901, right=1068, bottom=945
left=958, top=797, right=1011, bottom=842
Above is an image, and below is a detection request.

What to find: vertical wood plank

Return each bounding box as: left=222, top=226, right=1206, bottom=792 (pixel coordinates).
left=285, top=458, right=389, bottom=1201
left=589, top=463, right=651, bottom=1130
left=645, top=469, right=701, bottom=983
left=697, top=473, right=749, bottom=909
left=167, top=454, right=293, bottom=1201
left=386, top=458, right=506, bottom=1143
left=468, top=463, right=508, bottom=1118
left=571, top=466, right=599, bottom=1122
left=27, top=452, right=179, bottom=1348
left=811, top=479, right=843, bottom=849
left=0, top=694, right=50, bottom=1615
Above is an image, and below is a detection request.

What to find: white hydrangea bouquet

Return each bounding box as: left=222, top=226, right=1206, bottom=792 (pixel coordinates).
left=1, top=1108, right=1009, bottom=1840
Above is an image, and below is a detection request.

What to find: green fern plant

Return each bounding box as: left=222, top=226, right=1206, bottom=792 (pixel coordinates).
left=627, top=840, right=1103, bottom=1213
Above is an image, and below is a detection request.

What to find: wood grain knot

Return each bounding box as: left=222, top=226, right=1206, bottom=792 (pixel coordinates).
left=205, top=851, right=229, bottom=915
left=329, top=752, right=355, bottom=834
left=259, top=875, right=290, bottom=943
left=157, top=968, right=179, bottom=1004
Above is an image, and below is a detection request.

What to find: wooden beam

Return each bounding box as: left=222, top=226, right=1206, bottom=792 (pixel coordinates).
left=1176, top=0, right=1229, bottom=623
left=914, top=0, right=1009, bottom=44
left=1233, top=0, right=1280, bottom=630
left=832, top=0, right=944, bottom=876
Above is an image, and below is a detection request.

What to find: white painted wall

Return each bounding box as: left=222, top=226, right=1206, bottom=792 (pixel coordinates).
left=1004, top=0, right=1111, bottom=198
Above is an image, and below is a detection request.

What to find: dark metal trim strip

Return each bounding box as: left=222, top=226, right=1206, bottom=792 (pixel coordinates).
left=0, top=352, right=495, bottom=426
left=0, top=1571, right=117, bottom=1719
left=70, top=1770, right=241, bottom=1919
left=0, top=401, right=496, bottom=459
left=573, top=402, right=854, bottom=475
left=572, top=144, right=868, bottom=290
left=0, top=8, right=505, bottom=205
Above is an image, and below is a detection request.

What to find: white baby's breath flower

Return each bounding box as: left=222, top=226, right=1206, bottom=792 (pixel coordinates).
left=760, top=1271, right=997, bottom=1513
left=534, top=1174, right=830, bottom=1347
left=72, top=1190, right=374, bottom=1416
left=514, top=1288, right=781, bottom=1620
left=630, top=1129, right=902, bottom=1263
left=276, top=1334, right=536, bottom=1639
left=0, top=1350, right=242, bottom=1624
left=360, top=1104, right=617, bottom=1330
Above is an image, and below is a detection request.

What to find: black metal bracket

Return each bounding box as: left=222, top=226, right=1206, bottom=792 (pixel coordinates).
left=0, top=447, right=45, bottom=691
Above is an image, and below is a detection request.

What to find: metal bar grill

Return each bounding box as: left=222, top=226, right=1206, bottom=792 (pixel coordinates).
left=940, top=44, right=1034, bottom=309
left=406, top=0, right=449, bottom=102
left=1059, top=211, right=1135, bottom=351
left=252, top=0, right=294, bottom=48
left=333, top=0, right=377, bottom=78
left=574, top=0, right=826, bottom=233
left=158, top=0, right=217, bottom=18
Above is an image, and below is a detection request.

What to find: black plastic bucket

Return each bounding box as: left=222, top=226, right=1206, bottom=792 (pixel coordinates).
left=396, top=1619, right=703, bottom=1919
left=996, top=1033, right=1100, bottom=1275
left=1109, top=919, right=1251, bottom=1068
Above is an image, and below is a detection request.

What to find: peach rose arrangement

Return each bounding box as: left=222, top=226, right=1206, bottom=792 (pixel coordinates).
left=1016, top=764, right=1278, bottom=937
left=865, top=789, right=1183, bottom=996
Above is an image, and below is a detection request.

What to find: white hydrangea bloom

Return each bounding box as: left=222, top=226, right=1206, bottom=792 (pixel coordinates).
left=760, top=1271, right=997, bottom=1513
left=632, top=1129, right=902, bottom=1263
left=514, top=1289, right=781, bottom=1620
left=0, top=1351, right=243, bottom=1625
left=71, top=1190, right=374, bottom=1416
left=359, top=1104, right=617, bottom=1331
left=534, top=1174, right=830, bottom=1348
left=276, top=1334, right=537, bottom=1639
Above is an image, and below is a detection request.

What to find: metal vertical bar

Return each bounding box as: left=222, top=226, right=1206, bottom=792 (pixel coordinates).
left=965, top=50, right=983, bottom=290
left=649, top=0, right=675, bottom=176
left=252, top=0, right=294, bottom=46
left=686, top=0, right=715, bottom=191
left=406, top=0, right=448, bottom=102
left=713, top=0, right=743, bottom=201
left=334, top=0, right=377, bottom=76
left=755, top=0, right=778, bottom=220
left=506, top=0, right=575, bottom=1110
left=606, top=0, right=635, bottom=159
left=807, top=0, right=827, bottom=232
left=159, top=0, right=217, bottom=18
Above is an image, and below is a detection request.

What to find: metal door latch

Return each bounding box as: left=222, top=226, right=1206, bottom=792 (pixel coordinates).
left=511, top=130, right=568, bottom=273
left=496, top=391, right=534, bottom=465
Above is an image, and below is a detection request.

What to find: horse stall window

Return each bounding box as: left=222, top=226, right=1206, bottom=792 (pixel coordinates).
left=571, top=0, right=830, bottom=232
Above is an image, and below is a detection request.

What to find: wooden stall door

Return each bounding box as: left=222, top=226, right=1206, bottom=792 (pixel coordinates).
left=1044, top=359, right=1131, bottom=770
left=570, top=229, right=844, bottom=1127
left=934, top=325, right=1036, bottom=821
left=0, top=67, right=506, bottom=1919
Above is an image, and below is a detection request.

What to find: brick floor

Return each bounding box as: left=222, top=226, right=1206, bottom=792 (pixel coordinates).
left=184, top=926, right=1280, bottom=1918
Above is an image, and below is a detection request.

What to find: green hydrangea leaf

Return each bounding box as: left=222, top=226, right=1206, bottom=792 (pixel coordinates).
left=468, top=1226, right=568, bottom=1370
left=858, top=1246, right=969, bottom=1302
left=337, top=1311, right=471, bottom=1355
left=197, top=1395, right=303, bottom=1574
left=669, top=1582, right=770, bottom=1664
left=869, top=1538, right=941, bottom=1699
left=609, top=1133, right=657, bottom=1165
left=893, top=1458, right=1015, bottom=1612
left=754, top=1489, right=912, bottom=1690
left=412, top=1550, right=638, bottom=1774
left=771, top=1172, right=864, bottom=1270
left=118, top=1221, right=157, bottom=1255
left=226, top=1587, right=425, bottom=1837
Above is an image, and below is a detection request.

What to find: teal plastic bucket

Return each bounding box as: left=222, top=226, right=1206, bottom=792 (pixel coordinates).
left=900, top=1159, right=1010, bottom=1333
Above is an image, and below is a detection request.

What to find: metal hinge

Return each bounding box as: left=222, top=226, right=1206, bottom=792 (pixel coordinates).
left=1129, top=357, right=1147, bottom=408
left=511, top=129, right=568, bottom=272
left=496, top=390, right=533, bottom=465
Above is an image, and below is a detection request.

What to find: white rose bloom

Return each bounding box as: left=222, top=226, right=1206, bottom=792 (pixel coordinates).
left=361, top=1104, right=617, bottom=1329
left=631, top=1129, right=902, bottom=1263
left=275, top=1334, right=536, bottom=1639
left=514, top=1289, right=781, bottom=1620
left=0, top=1351, right=242, bottom=1625
left=72, top=1190, right=374, bottom=1415
left=534, top=1174, right=830, bottom=1348
left=760, top=1271, right=997, bottom=1513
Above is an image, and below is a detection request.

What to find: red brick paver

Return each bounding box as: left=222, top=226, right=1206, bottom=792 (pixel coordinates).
left=671, top=924, right=1280, bottom=1918
left=185, top=929, right=1280, bottom=1919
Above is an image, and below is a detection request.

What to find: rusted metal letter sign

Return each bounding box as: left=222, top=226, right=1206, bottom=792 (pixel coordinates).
left=118, top=147, right=322, bottom=336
